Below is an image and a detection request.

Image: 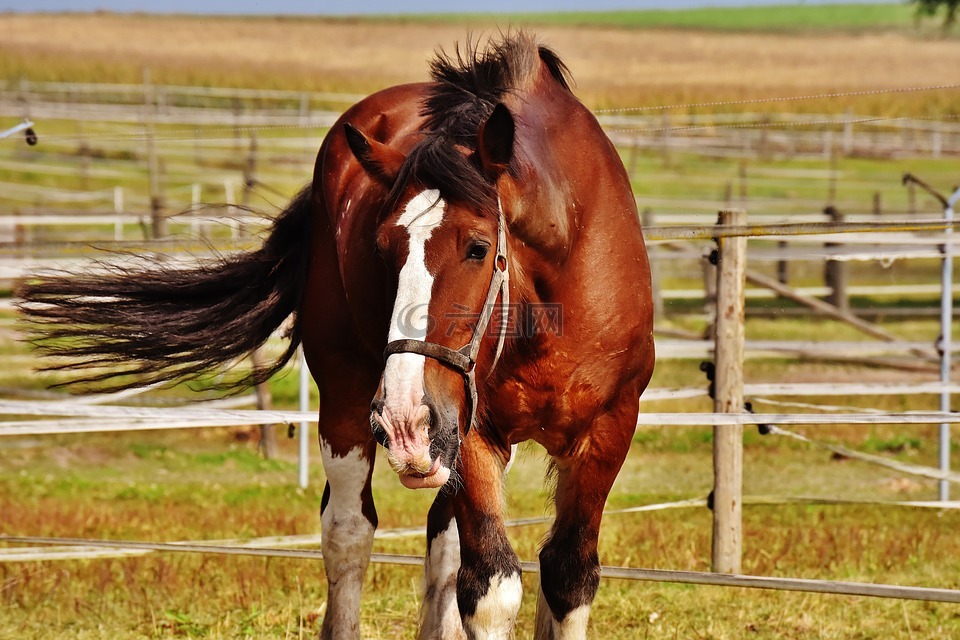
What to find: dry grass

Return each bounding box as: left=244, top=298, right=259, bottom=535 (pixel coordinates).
left=0, top=14, right=959, bottom=112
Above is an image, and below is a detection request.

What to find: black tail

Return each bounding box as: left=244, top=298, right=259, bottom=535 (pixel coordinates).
left=16, top=185, right=315, bottom=392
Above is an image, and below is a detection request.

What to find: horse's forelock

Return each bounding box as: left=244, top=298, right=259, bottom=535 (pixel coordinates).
left=386, top=33, right=569, bottom=220
left=387, top=135, right=498, bottom=216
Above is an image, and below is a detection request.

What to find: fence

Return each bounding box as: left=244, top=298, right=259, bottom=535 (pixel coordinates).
left=2, top=83, right=960, bottom=608
left=5, top=80, right=959, bottom=159
left=603, top=111, right=960, bottom=161
left=3, top=210, right=960, bottom=605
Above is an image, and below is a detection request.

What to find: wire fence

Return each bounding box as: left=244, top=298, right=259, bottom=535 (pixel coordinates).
left=2, top=80, right=960, bottom=607
left=3, top=530, right=960, bottom=603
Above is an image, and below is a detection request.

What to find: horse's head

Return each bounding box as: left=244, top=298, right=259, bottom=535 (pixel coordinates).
left=345, top=104, right=515, bottom=490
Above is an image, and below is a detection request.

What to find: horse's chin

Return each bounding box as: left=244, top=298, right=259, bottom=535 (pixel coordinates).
left=399, top=463, right=451, bottom=490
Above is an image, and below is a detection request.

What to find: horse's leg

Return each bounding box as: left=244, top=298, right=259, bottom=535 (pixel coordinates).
left=420, top=443, right=519, bottom=639
left=453, top=435, right=522, bottom=640
left=315, top=364, right=380, bottom=640
left=419, top=492, right=466, bottom=640
left=534, top=403, right=636, bottom=640
left=299, top=193, right=384, bottom=639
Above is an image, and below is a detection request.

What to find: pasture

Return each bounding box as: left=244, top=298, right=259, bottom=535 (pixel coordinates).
left=1, top=8, right=959, bottom=111
left=2, top=7, right=960, bottom=639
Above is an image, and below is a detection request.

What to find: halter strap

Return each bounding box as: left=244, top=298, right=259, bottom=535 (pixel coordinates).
left=383, top=199, right=510, bottom=435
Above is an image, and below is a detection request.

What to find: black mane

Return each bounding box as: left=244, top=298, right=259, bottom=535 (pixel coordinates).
left=387, top=33, right=572, bottom=212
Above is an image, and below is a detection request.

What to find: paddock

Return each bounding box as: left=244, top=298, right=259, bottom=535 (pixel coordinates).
left=2, top=74, right=960, bottom=636
left=3, top=207, right=960, bottom=614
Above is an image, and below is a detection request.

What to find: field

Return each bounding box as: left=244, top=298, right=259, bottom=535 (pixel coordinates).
left=1, top=8, right=959, bottom=112
left=3, top=5, right=960, bottom=640
left=403, top=3, right=926, bottom=32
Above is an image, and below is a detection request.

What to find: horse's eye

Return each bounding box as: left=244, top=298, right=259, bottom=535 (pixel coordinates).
left=466, top=243, right=490, bottom=261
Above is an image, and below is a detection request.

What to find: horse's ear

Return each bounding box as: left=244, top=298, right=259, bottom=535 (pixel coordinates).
left=477, top=103, right=515, bottom=181
left=344, top=123, right=405, bottom=187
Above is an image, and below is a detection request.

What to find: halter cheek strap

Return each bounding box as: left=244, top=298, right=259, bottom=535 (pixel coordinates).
left=383, top=199, right=510, bottom=435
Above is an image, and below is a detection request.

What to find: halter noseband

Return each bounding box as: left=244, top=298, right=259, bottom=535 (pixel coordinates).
left=383, top=199, right=510, bottom=435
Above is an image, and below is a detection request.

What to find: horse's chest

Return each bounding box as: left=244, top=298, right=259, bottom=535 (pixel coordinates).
left=491, top=355, right=610, bottom=453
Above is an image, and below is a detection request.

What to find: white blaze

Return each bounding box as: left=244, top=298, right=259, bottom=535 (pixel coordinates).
left=383, top=189, right=446, bottom=410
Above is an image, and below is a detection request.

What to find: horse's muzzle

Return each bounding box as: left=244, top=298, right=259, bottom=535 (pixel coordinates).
left=369, top=398, right=452, bottom=490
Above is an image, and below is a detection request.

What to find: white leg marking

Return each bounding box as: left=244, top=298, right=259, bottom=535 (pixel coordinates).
left=320, top=441, right=374, bottom=640
left=535, top=588, right=592, bottom=640
left=463, top=573, right=523, bottom=640
left=419, top=520, right=466, bottom=640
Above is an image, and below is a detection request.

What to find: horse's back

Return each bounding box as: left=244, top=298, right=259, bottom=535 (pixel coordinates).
left=301, top=83, right=429, bottom=371
left=313, top=82, right=428, bottom=219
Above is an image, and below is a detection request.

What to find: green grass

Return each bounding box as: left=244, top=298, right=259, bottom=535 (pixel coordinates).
left=393, top=3, right=927, bottom=34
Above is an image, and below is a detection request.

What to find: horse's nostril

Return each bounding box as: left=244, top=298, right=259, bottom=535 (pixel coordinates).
left=422, top=399, right=440, bottom=438
left=370, top=400, right=390, bottom=447
left=372, top=423, right=389, bottom=448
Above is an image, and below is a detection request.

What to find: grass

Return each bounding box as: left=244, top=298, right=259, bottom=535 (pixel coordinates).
left=2, top=415, right=960, bottom=638
left=2, top=9, right=960, bottom=638
left=401, top=3, right=925, bottom=33
left=2, top=309, right=960, bottom=638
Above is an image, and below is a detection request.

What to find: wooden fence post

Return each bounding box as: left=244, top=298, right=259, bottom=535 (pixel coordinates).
left=660, top=112, right=672, bottom=167
left=77, top=121, right=90, bottom=191
left=842, top=109, right=854, bottom=156
left=240, top=132, right=258, bottom=238
left=628, top=139, right=639, bottom=179
left=240, top=132, right=276, bottom=458
left=224, top=179, right=238, bottom=240
left=712, top=208, right=746, bottom=575
left=250, top=349, right=278, bottom=460
left=824, top=206, right=849, bottom=313
left=191, top=183, right=203, bottom=239
left=642, top=208, right=664, bottom=319
left=738, top=160, right=748, bottom=205
left=113, top=187, right=124, bottom=241
left=776, top=241, right=789, bottom=285
left=143, top=68, right=166, bottom=239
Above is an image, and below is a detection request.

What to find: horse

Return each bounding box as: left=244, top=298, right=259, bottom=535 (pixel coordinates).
left=17, top=32, right=654, bottom=640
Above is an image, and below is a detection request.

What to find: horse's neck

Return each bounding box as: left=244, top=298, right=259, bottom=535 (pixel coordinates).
left=505, top=80, right=588, bottom=263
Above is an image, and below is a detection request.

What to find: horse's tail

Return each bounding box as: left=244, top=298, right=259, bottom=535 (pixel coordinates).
left=16, top=185, right=315, bottom=392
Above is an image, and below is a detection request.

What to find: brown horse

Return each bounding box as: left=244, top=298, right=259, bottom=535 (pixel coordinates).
left=18, top=33, right=654, bottom=639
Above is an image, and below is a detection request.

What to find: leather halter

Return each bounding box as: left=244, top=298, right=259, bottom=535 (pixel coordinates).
left=383, top=199, right=510, bottom=435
